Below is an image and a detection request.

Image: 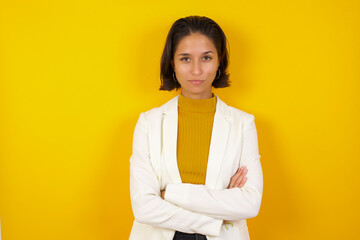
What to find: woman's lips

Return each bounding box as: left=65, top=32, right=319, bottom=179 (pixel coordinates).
left=188, top=80, right=203, bottom=85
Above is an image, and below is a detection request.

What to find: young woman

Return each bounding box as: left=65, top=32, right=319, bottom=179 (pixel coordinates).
left=129, top=15, right=263, bottom=240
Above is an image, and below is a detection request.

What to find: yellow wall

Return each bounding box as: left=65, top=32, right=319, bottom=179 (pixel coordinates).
left=0, top=0, right=359, bottom=239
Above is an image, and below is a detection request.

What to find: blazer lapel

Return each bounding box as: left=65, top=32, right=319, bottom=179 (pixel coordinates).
left=205, top=96, right=231, bottom=188
left=162, top=95, right=182, bottom=184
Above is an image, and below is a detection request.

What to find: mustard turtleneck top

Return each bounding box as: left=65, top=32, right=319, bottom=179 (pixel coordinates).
left=177, top=93, right=217, bottom=184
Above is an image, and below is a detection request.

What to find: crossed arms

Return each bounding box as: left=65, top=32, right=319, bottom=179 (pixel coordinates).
left=129, top=113, right=263, bottom=236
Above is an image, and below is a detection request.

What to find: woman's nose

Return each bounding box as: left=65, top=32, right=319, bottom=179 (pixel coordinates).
left=191, top=61, right=202, bottom=75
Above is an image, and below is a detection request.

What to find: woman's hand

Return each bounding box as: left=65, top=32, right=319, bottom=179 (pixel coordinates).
left=228, top=166, right=248, bottom=189
left=224, top=166, right=248, bottom=225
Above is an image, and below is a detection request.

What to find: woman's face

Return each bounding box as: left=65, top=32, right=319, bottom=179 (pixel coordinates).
left=172, top=33, right=219, bottom=99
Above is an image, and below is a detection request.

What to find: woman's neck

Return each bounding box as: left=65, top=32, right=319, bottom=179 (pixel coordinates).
left=180, top=91, right=213, bottom=100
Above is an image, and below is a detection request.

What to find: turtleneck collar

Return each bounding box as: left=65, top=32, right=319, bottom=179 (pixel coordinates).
left=178, top=93, right=217, bottom=112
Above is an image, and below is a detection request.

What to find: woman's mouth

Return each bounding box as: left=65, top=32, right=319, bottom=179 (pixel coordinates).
left=188, top=80, right=203, bottom=85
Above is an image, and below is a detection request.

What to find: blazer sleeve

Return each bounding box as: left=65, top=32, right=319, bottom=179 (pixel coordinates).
left=130, top=112, right=223, bottom=236
left=164, top=114, right=263, bottom=221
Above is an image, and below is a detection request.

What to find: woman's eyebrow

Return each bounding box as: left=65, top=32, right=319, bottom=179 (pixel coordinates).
left=177, top=51, right=214, bottom=56
left=178, top=53, right=191, bottom=56
left=203, top=51, right=214, bottom=54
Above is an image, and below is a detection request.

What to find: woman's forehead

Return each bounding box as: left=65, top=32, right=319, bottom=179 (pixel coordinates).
left=175, top=33, right=217, bottom=55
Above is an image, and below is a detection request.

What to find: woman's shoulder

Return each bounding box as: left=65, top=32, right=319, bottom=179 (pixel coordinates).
left=218, top=97, right=255, bottom=122
left=227, top=105, right=255, bottom=120
left=139, top=95, right=178, bottom=120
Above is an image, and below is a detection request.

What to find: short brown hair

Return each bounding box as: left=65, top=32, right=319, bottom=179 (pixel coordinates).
left=159, top=15, right=230, bottom=91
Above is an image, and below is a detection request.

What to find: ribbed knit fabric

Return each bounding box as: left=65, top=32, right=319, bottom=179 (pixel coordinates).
left=177, top=93, right=217, bottom=184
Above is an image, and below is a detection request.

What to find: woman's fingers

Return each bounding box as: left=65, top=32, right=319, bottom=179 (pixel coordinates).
left=228, top=167, right=247, bottom=188
left=238, top=176, right=247, bottom=188
left=234, top=167, right=248, bottom=188
left=228, top=167, right=241, bottom=188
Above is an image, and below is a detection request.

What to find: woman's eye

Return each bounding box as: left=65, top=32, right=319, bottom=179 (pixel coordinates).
left=203, top=56, right=212, bottom=60
left=181, top=57, right=190, bottom=62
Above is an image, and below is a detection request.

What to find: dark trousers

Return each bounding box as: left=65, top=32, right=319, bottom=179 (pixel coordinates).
left=172, top=231, right=207, bottom=240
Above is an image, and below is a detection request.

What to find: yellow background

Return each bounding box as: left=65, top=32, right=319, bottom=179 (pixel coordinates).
left=0, top=0, right=359, bottom=239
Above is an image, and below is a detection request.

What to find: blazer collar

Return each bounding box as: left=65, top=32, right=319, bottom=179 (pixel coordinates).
left=162, top=94, right=231, bottom=188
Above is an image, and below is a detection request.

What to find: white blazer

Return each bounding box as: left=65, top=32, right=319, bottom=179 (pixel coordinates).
left=129, top=94, right=263, bottom=240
